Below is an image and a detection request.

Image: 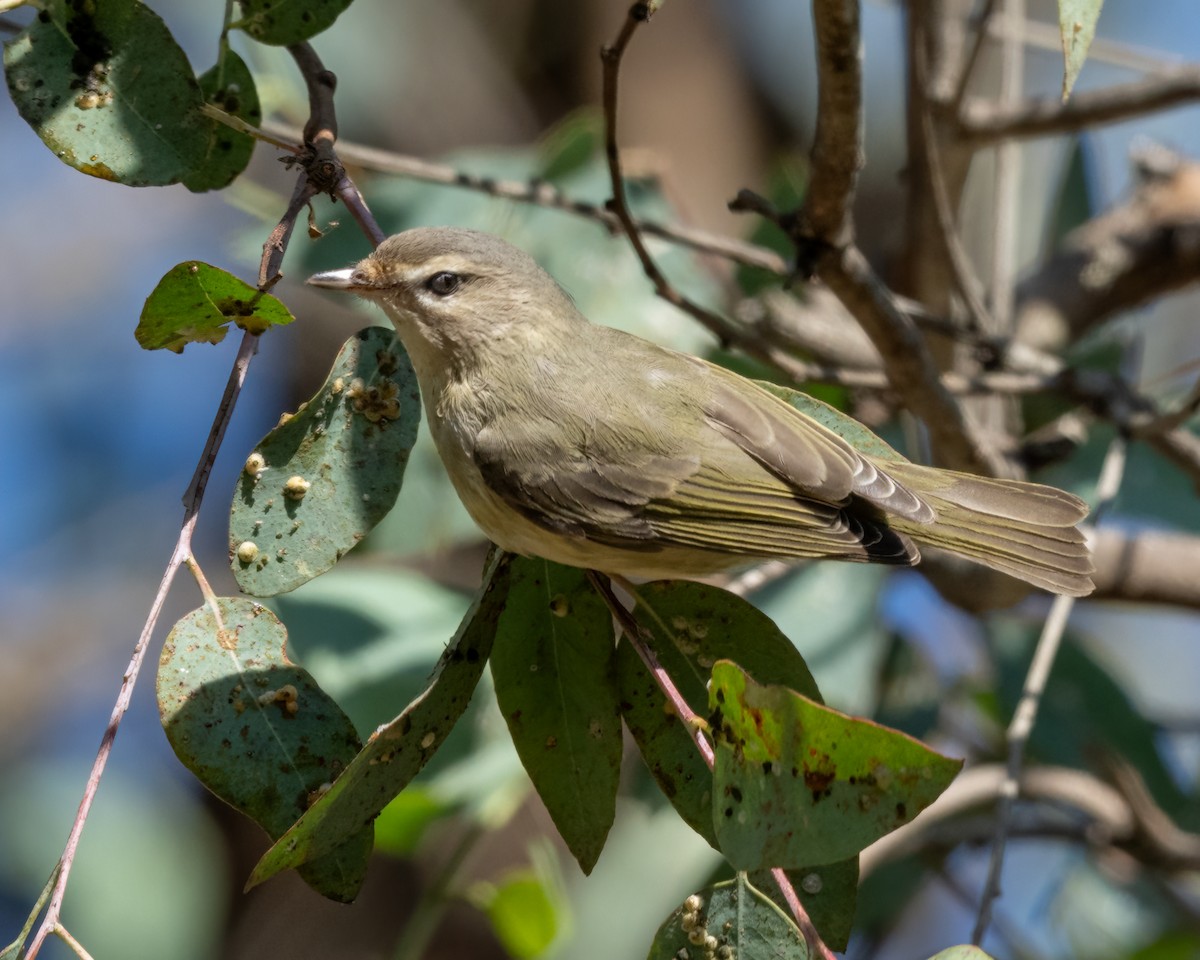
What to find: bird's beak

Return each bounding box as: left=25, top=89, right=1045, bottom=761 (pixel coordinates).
left=307, top=268, right=358, bottom=290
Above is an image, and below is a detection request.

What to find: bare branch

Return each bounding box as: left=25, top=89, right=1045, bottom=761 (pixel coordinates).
left=23, top=332, right=259, bottom=960
left=862, top=760, right=1200, bottom=878
left=1015, top=154, right=1200, bottom=351
left=819, top=245, right=1003, bottom=474
left=260, top=121, right=789, bottom=274
left=960, top=68, right=1200, bottom=145
left=803, top=0, right=863, bottom=247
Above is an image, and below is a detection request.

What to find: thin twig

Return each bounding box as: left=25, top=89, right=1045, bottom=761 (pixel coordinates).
left=1, top=864, right=59, bottom=957
left=971, top=430, right=1129, bottom=945
left=950, top=0, right=999, bottom=115
left=54, top=924, right=97, bottom=960
left=820, top=245, right=1003, bottom=474
left=598, top=7, right=754, bottom=349
left=20, top=41, right=382, bottom=959
left=987, top=0, right=1025, bottom=333
left=912, top=4, right=996, bottom=338
left=23, top=331, right=260, bottom=960
left=259, top=120, right=789, bottom=274
left=201, top=103, right=301, bottom=152
left=586, top=571, right=712, bottom=763
left=585, top=572, right=834, bottom=958
left=987, top=14, right=1185, bottom=76
left=959, top=67, right=1200, bottom=144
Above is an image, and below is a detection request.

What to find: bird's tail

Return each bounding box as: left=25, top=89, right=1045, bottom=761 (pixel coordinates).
left=882, top=460, right=1095, bottom=597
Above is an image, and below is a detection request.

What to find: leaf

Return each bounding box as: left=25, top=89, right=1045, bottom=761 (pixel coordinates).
left=646, top=874, right=807, bottom=960
left=372, top=788, right=451, bottom=857
left=538, top=109, right=604, bottom=183
left=248, top=551, right=509, bottom=887
left=235, top=0, right=357, bottom=46
left=618, top=580, right=823, bottom=846
left=184, top=49, right=261, bottom=193
left=156, top=597, right=371, bottom=902
left=230, top=327, right=420, bottom=596
left=1059, top=0, right=1105, bottom=100
left=928, top=948, right=997, bottom=960
left=4, top=0, right=208, bottom=185
left=137, top=262, right=293, bottom=353
left=617, top=581, right=858, bottom=949
left=490, top=559, right=621, bottom=874
left=750, top=861, right=860, bottom=954
left=474, top=869, right=563, bottom=960
left=710, top=661, right=962, bottom=870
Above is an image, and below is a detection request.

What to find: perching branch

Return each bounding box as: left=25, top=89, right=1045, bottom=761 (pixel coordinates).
left=960, top=67, right=1200, bottom=145
left=792, top=0, right=1002, bottom=477
left=1015, top=150, right=1200, bottom=351
left=23, top=330, right=260, bottom=960
left=18, top=43, right=385, bottom=960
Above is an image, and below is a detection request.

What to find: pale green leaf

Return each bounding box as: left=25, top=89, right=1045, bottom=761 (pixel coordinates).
left=230, top=327, right=420, bottom=596
left=1059, top=0, right=1105, bottom=100
left=156, top=597, right=371, bottom=901
left=646, top=874, right=808, bottom=960
left=248, top=551, right=508, bottom=886
left=4, top=0, right=208, bottom=185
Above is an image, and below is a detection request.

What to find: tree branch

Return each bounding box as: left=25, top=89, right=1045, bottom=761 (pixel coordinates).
left=1015, top=152, right=1200, bottom=351
left=960, top=68, right=1200, bottom=145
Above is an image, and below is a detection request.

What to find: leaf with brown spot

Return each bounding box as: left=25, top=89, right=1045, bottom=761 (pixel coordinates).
left=711, top=660, right=961, bottom=870
left=156, top=597, right=370, bottom=901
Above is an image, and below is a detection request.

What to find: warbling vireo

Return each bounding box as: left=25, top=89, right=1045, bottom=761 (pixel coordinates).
left=309, top=227, right=1093, bottom=596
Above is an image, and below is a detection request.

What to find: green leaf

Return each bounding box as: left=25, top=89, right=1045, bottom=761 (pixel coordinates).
left=474, top=870, right=562, bottom=960
left=235, top=0, right=357, bottom=46
left=372, top=788, right=451, bottom=857
left=184, top=49, right=261, bottom=193
left=156, top=597, right=371, bottom=902
left=248, top=551, right=509, bottom=887
left=538, top=109, right=603, bottom=183
left=617, top=581, right=858, bottom=949
left=1058, top=0, right=1105, bottom=100
left=137, top=262, right=293, bottom=353
left=490, top=560, right=620, bottom=874
left=4, top=0, right=208, bottom=185
left=710, top=661, right=961, bottom=869
left=928, top=948, right=997, bottom=960
left=618, top=580, right=822, bottom=846
left=230, top=327, right=420, bottom=596
left=750, top=861, right=859, bottom=954
left=646, top=874, right=807, bottom=960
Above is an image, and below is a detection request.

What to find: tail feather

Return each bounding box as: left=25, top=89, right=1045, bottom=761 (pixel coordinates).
left=882, top=461, right=1095, bottom=597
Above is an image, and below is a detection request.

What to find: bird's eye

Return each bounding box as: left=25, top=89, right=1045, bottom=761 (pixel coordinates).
left=425, top=271, right=463, bottom=296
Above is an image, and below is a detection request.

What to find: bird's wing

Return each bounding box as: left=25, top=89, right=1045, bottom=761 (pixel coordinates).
left=701, top=363, right=935, bottom=523
left=472, top=388, right=916, bottom=564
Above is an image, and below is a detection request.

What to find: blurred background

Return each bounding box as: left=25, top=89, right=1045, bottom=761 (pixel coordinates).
left=2, top=1, right=1199, bottom=958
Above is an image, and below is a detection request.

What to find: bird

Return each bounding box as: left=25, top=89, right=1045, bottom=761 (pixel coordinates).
left=308, top=226, right=1093, bottom=597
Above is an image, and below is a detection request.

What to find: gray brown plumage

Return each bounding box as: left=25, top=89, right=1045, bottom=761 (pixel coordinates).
left=309, top=227, right=1094, bottom=597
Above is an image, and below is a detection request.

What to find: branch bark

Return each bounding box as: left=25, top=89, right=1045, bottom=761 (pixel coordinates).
left=1015, top=155, right=1200, bottom=351
left=960, top=68, right=1200, bottom=145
